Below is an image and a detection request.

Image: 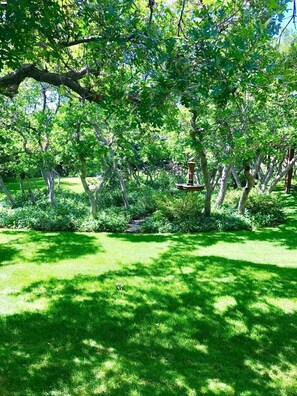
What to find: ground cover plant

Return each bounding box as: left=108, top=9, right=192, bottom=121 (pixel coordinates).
left=0, top=177, right=287, bottom=233
left=0, top=193, right=296, bottom=395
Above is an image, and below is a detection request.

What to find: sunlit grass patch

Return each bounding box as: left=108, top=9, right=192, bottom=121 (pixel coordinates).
left=214, top=296, right=237, bottom=314
left=59, top=177, right=84, bottom=194
left=0, top=177, right=83, bottom=196
left=0, top=193, right=296, bottom=395
left=265, top=297, right=297, bottom=314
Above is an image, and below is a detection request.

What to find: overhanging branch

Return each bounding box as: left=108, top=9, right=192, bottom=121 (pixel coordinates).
left=0, top=64, right=104, bottom=103
left=0, top=64, right=141, bottom=104
left=62, top=33, right=137, bottom=47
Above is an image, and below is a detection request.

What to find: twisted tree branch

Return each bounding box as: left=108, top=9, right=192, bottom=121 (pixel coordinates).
left=0, top=64, right=104, bottom=102
left=0, top=64, right=141, bottom=105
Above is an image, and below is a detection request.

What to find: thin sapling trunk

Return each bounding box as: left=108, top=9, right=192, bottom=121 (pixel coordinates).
left=0, top=176, right=15, bottom=208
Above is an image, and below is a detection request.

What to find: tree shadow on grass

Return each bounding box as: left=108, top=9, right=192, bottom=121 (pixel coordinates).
left=0, top=245, right=19, bottom=264
left=109, top=233, right=170, bottom=243
left=109, top=225, right=297, bottom=252
left=0, top=231, right=103, bottom=265
left=0, top=247, right=296, bottom=395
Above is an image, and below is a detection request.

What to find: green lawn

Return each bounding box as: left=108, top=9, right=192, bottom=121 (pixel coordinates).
left=0, top=176, right=84, bottom=195
left=0, top=194, right=296, bottom=395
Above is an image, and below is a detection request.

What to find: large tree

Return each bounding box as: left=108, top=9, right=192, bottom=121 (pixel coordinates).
left=0, top=0, right=295, bottom=216
left=0, top=1, right=290, bottom=103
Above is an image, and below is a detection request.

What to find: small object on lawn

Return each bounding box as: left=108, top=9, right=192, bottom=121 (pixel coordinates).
left=116, top=282, right=124, bottom=291
left=176, top=158, right=204, bottom=192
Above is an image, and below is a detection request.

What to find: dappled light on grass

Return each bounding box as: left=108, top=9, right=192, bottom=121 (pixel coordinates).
left=0, top=248, right=296, bottom=395
left=0, top=193, right=296, bottom=395
left=0, top=231, right=170, bottom=316
left=59, top=177, right=84, bottom=194
left=0, top=231, right=103, bottom=266
left=110, top=221, right=297, bottom=255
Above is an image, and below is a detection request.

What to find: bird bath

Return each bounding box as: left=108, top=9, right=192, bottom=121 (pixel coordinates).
left=176, top=158, right=204, bottom=192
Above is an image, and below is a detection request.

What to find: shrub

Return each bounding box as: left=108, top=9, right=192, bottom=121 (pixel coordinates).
left=154, top=193, right=203, bottom=232
left=245, top=193, right=285, bottom=227
left=96, top=209, right=129, bottom=232
left=158, top=193, right=204, bottom=220
left=220, top=190, right=242, bottom=210
left=140, top=210, right=174, bottom=233
left=139, top=209, right=251, bottom=234
left=97, top=188, right=124, bottom=208
left=128, top=187, right=159, bottom=218
left=139, top=192, right=251, bottom=233
left=0, top=199, right=88, bottom=231
left=0, top=179, right=286, bottom=233
left=1, top=190, right=84, bottom=231
left=221, top=190, right=285, bottom=228
left=197, top=212, right=251, bottom=232
left=0, top=204, right=130, bottom=233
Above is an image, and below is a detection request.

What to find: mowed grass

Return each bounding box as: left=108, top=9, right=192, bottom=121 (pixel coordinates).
left=0, top=176, right=84, bottom=196
left=0, top=191, right=296, bottom=395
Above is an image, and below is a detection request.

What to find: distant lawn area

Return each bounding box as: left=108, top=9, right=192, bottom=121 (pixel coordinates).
left=0, top=176, right=84, bottom=196
left=0, top=193, right=296, bottom=395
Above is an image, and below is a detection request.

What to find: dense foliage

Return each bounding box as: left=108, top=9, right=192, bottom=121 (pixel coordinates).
left=0, top=180, right=285, bottom=232
left=0, top=0, right=296, bottom=232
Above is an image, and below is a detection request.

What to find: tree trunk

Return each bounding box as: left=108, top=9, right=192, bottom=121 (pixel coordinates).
left=285, top=148, right=295, bottom=194
left=231, top=165, right=242, bottom=188
left=113, top=160, right=130, bottom=210
left=56, top=172, right=61, bottom=190
left=95, top=173, right=108, bottom=201
left=268, top=155, right=296, bottom=194
left=190, top=111, right=212, bottom=216
left=199, top=149, right=212, bottom=216
left=260, top=157, right=277, bottom=193
left=19, top=175, right=25, bottom=197
left=41, top=170, right=55, bottom=205
left=25, top=176, right=35, bottom=204
left=195, top=171, right=201, bottom=185
left=88, top=194, right=97, bottom=219
left=211, top=167, right=222, bottom=190
left=79, top=158, right=98, bottom=219
left=33, top=178, right=40, bottom=191
left=80, top=176, right=97, bottom=218
left=238, top=166, right=255, bottom=215
left=216, top=164, right=232, bottom=207
left=128, top=163, right=141, bottom=186
left=89, top=120, right=130, bottom=210
left=0, top=176, right=15, bottom=208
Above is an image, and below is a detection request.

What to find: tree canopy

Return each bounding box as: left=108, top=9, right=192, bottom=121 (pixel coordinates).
left=0, top=0, right=296, bottom=221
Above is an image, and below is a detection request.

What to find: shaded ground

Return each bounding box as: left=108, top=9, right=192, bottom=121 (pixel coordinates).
left=0, top=193, right=296, bottom=395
